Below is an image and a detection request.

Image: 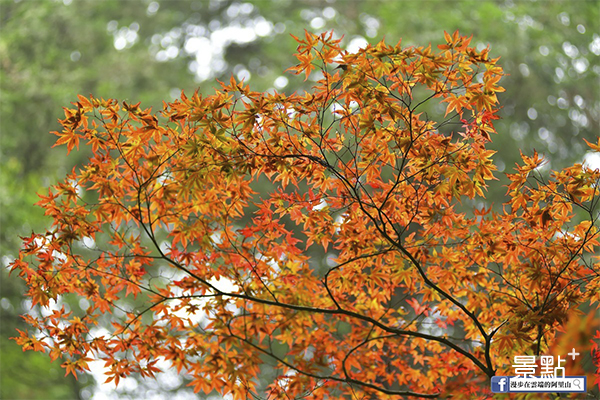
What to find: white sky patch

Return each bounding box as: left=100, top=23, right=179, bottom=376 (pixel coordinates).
left=323, top=7, right=337, bottom=20
left=285, top=107, right=296, bottom=119
left=180, top=18, right=273, bottom=81
left=39, top=296, right=68, bottom=318
left=79, top=297, right=90, bottom=311
left=2, top=255, right=13, bottom=267
left=157, top=270, right=243, bottom=331
left=555, top=229, right=581, bottom=241
left=210, top=231, right=223, bottom=245
left=111, top=24, right=139, bottom=51
left=533, top=157, right=551, bottom=173
left=333, top=214, right=345, bottom=235
left=274, top=75, right=288, bottom=89
left=267, top=258, right=280, bottom=269
left=159, top=240, right=170, bottom=254
left=146, top=1, right=159, bottom=16
left=254, top=17, right=272, bottom=37
left=276, top=369, right=298, bottom=392
left=82, top=236, right=96, bottom=249
left=312, top=199, right=328, bottom=211
left=583, top=151, right=600, bottom=171
left=89, top=357, right=139, bottom=400
left=347, top=36, right=368, bottom=54
left=329, top=102, right=344, bottom=115
left=361, top=14, right=380, bottom=38
left=236, top=67, right=251, bottom=82
left=0, top=298, right=13, bottom=311
left=590, top=34, right=600, bottom=56
left=51, top=249, right=68, bottom=262
left=331, top=53, right=344, bottom=65
left=209, top=276, right=239, bottom=293
left=310, top=17, right=326, bottom=30
left=87, top=328, right=196, bottom=399
left=326, top=253, right=337, bottom=267
left=167, top=286, right=206, bottom=327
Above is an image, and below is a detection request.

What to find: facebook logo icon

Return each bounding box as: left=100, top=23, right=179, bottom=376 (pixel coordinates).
left=491, top=376, right=509, bottom=393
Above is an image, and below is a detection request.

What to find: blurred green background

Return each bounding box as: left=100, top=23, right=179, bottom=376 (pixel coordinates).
left=1, top=0, right=598, bottom=399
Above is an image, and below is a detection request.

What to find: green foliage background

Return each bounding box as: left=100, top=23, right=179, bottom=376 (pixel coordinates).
left=1, top=0, right=598, bottom=398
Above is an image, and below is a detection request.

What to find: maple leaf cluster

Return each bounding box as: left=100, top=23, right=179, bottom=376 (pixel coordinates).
left=10, top=31, right=600, bottom=398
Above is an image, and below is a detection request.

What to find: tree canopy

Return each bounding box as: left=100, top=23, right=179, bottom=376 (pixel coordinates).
left=2, top=1, right=599, bottom=398
left=9, top=31, right=600, bottom=399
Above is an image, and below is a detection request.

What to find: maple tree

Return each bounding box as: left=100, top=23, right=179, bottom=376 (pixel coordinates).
left=9, top=31, right=600, bottom=398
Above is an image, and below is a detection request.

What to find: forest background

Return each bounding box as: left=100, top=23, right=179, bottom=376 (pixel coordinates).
left=0, top=0, right=598, bottom=399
